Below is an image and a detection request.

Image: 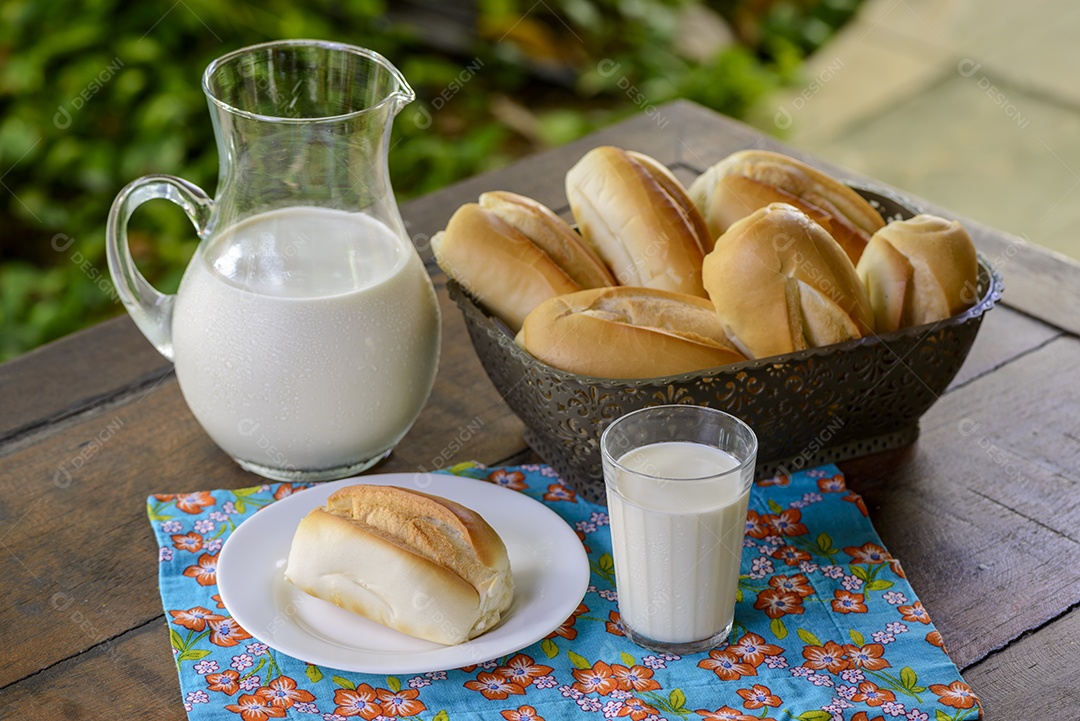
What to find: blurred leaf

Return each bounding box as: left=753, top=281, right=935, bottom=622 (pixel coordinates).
left=536, top=109, right=592, bottom=146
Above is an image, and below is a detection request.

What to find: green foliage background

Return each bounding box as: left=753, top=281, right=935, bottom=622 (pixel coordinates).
left=0, top=0, right=857, bottom=361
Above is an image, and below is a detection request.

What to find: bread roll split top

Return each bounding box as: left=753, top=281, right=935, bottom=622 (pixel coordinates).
left=625, top=150, right=715, bottom=253
left=856, top=214, right=979, bottom=333
left=516, top=286, right=746, bottom=379
left=479, top=191, right=616, bottom=289
left=689, top=149, right=885, bottom=264
left=285, top=484, right=513, bottom=646
left=431, top=202, right=579, bottom=331
left=703, top=202, right=874, bottom=359
left=566, top=146, right=708, bottom=296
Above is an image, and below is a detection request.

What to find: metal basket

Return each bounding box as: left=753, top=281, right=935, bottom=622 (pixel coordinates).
left=448, top=188, right=1004, bottom=504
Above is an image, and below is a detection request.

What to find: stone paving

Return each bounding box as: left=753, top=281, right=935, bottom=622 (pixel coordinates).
left=767, top=0, right=1080, bottom=261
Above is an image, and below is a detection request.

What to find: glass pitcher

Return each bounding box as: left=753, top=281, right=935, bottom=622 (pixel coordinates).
left=106, top=40, right=440, bottom=481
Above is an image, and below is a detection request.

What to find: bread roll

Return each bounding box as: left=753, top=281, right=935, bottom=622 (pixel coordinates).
left=516, top=286, right=746, bottom=378
left=285, top=484, right=514, bottom=646
left=479, top=191, right=616, bottom=289
left=432, top=203, right=579, bottom=331
left=689, top=150, right=885, bottom=264
left=625, top=150, right=715, bottom=253
left=856, top=214, right=978, bottom=333
left=566, top=146, right=709, bottom=296
left=703, top=202, right=874, bottom=359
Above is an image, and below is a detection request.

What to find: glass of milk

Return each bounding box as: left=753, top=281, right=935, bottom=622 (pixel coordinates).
left=106, top=41, right=440, bottom=481
left=601, top=405, right=757, bottom=653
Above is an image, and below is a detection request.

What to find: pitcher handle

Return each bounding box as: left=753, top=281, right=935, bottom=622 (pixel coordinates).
left=106, top=175, right=213, bottom=362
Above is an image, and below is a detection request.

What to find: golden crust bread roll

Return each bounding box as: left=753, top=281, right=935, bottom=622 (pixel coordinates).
left=478, top=191, right=615, bottom=289
left=625, top=150, right=715, bottom=253
left=689, top=150, right=885, bottom=264
left=856, top=214, right=979, bottom=333
left=515, top=286, right=746, bottom=378
left=566, top=146, right=709, bottom=296
left=432, top=203, right=580, bottom=331
left=285, top=484, right=514, bottom=646
left=703, top=202, right=875, bottom=359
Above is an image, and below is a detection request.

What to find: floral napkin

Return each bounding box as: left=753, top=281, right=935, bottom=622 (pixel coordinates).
left=148, top=463, right=981, bottom=721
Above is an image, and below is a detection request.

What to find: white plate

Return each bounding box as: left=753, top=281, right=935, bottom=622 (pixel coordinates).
left=217, top=472, right=590, bottom=674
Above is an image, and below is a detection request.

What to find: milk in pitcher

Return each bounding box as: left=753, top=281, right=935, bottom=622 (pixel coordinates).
left=171, top=206, right=439, bottom=475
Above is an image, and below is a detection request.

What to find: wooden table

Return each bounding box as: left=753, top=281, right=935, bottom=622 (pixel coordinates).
left=2, top=101, right=1078, bottom=719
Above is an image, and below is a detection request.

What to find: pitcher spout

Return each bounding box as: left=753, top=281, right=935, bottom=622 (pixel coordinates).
left=380, top=53, right=415, bottom=116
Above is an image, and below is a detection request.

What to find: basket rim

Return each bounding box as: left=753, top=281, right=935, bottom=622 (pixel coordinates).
left=447, top=183, right=1004, bottom=388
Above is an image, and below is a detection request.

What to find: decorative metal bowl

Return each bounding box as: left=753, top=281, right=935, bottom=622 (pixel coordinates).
left=448, top=188, right=1004, bottom=504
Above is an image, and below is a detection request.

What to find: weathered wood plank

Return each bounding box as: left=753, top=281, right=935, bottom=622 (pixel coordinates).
left=963, top=609, right=1080, bottom=719
left=0, top=376, right=233, bottom=688
left=0, top=620, right=184, bottom=721
left=841, top=335, right=1080, bottom=669
left=956, top=230, right=1080, bottom=339
left=947, top=305, right=1059, bottom=389
left=671, top=99, right=791, bottom=169
left=0, top=314, right=171, bottom=442
left=4, top=564, right=1072, bottom=721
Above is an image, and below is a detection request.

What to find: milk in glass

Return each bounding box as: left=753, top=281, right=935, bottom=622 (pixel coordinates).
left=607, top=441, right=750, bottom=644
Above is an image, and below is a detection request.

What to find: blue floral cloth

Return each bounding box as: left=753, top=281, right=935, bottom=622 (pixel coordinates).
left=148, top=463, right=981, bottom=721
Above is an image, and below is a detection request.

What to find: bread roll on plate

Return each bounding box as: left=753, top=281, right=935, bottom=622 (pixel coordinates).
left=856, top=214, right=978, bottom=333
left=703, top=202, right=874, bottom=359
left=432, top=201, right=581, bottom=332
left=689, top=149, right=885, bottom=264
left=566, top=146, right=710, bottom=295
left=285, top=484, right=513, bottom=646
left=516, top=286, right=746, bottom=378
